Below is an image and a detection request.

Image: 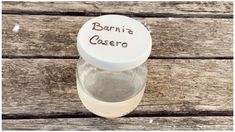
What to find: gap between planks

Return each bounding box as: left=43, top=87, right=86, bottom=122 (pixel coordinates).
left=2, top=110, right=233, bottom=120
left=2, top=56, right=233, bottom=60
left=2, top=11, right=233, bottom=19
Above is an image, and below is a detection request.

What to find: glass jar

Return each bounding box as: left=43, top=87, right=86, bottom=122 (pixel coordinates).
left=76, top=15, right=152, bottom=118
left=76, top=57, right=147, bottom=118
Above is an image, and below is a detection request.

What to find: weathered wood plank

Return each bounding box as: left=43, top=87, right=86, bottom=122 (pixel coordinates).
left=2, top=116, right=233, bottom=130
left=2, top=59, right=232, bottom=115
left=2, top=1, right=233, bottom=16
left=2, top=15, right=233, bottom=57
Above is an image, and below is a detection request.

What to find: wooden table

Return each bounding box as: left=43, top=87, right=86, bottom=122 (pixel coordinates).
left=2, top=1, right=233, bottom=130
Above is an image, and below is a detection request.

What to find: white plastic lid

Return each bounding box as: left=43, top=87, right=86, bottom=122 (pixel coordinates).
left=77, top=15, right=152, bottom=71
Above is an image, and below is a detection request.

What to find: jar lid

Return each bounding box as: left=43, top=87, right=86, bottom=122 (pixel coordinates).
left=77, top=15, right=152, bottom=71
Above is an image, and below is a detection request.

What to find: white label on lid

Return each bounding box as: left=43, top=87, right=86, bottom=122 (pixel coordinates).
left=77, top=15, right=152, bottom=71
left=89, top=22, right=134, bottom=48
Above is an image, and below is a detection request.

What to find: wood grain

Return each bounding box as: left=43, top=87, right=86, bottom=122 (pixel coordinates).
left=2, top=1, right=233, bottom=130
left=2, top=116, right=233, bottom=130
left=2, top=1, right=233, bottom=16
left=2, top=59, right=232, bottom=116
left=2, top=15, right=233, bottom=58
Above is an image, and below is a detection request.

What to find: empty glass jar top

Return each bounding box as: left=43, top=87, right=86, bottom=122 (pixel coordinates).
left=76, top=57, right=147, bottom=103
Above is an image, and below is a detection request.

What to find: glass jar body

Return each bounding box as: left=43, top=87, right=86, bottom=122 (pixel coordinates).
left=76, top=57, right=148, bottom=118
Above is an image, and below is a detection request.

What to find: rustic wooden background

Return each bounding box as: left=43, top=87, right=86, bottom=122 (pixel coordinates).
left=2, top=1, right=233, bottom=130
